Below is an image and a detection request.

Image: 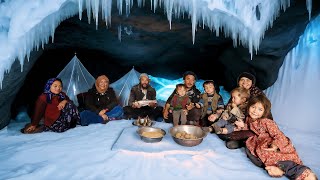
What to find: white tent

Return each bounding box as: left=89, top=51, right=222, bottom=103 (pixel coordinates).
left=110, top=67, right=140, bottom=106
left=57, top=55, right=95, bottom=106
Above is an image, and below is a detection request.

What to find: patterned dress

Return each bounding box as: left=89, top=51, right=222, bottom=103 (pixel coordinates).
left=44, top=101, right=80, bottom=132
left=246, top=118, right=302, bottom=166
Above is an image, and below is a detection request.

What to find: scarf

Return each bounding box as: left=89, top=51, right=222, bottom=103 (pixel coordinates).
left=44, top=78, right=65, bottom=103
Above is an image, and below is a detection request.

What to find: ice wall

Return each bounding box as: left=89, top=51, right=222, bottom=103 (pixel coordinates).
left=265, top=14, right=320, bottom=133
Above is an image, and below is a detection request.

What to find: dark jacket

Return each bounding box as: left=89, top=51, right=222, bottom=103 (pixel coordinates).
left=128, top=84, right=157, bottom=106
left=84, top=86, right=119, bottom=114
left=166, top=85, right=201, bottom=104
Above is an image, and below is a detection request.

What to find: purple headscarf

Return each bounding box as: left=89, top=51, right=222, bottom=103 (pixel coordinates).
left=44, top=78, right=65, bottom=103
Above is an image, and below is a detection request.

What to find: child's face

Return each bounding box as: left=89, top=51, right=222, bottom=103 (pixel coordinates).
left=231, top=91, right=245, bottom=105
left=249, top=102, right=265, bottom=120
left=239, top=77, right=253, bottom=90
left=177, top=87, right=186, bottom=96
left=50, top=80, right=62, bottom=95
left=204, top=83, right=215, bottom=94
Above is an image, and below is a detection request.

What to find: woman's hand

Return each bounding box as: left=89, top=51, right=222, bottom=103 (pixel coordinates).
left=99, top=109, right=107, bottom=116
left=101, top=114, right=108, bottom=121
left=25, top=125, right=36, bottom=133
left=57, top=100, right=67, bottom=110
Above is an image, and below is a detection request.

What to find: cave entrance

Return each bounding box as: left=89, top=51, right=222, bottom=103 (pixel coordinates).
left=11, top=5, right=232, bottom=118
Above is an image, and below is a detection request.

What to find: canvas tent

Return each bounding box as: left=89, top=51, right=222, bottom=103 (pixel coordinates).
left=57, top=55, right=95, bottom=106
left=110, top=67, right=140, bottom=107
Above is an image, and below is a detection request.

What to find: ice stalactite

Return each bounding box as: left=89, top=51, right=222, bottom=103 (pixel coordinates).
left=0, top=1, right=79, bottom=88
left=306, top=0, right=312, bottom=20
left=118, top=24, right=122, bottom=42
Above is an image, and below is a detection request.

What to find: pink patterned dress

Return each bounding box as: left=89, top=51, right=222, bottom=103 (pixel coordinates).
left=245, top=118, right=302, bottom=166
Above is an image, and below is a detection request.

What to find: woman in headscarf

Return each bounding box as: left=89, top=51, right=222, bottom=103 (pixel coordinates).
left=79, top=75, right=123, bottom=126
left=21, top=78, right=80, bottom=133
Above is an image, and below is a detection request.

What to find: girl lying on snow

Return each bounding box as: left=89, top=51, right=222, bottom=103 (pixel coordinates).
left=244, top=95, right=317, bottom=180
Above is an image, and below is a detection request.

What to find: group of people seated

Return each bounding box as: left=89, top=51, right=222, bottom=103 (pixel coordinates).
left=20, top=70, right=317, bottom=180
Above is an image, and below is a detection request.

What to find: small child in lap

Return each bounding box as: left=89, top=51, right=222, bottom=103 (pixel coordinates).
left=209, top=87, right=250, bottom=134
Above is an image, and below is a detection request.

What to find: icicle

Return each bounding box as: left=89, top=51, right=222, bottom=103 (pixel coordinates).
left=118, top=24, right=122, bottom=42
left=191, top=0, right=197, bottom=44
left=125, top=0, right=131, bottom=16
left=137, top=0, right=141, bottom=7
left=306, top=0, right=312, bottom=20
left=101, top=0, right=112, bottom=27
left=51, top=17, right=55, bottom=43
left=92, top=0, right=99, bottom=30
left=86, top=0, right=92, bottom=24
left=78, top=0, right=83, bottom=20
left=153, top=0, right=158, bottom=13
left=165, top=0, right=173, bottom=30
left=117, top=0, right=123, bottom=15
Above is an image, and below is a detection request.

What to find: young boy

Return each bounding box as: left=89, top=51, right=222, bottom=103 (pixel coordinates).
left=209, top=87, right=250, bottom=134
left=198, top=80, right=224, bottom=127
left=169, top=84, right=191, bottom=126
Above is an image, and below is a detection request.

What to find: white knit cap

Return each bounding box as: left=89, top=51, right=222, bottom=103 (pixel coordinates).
left=139, top=73, right=149, bottom=79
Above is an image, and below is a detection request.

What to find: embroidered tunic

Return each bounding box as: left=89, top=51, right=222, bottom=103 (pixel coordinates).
left=245, top=118, right=302, bottom=166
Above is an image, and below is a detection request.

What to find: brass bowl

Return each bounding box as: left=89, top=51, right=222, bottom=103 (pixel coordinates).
left=169, top=125, right=208, bottom=147
left=137, top=126, right=166, bottom=143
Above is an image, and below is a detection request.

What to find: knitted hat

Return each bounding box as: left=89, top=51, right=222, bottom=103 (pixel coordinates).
left=237, top=72, right=256, bottom=85
left=139, top=73, right=149, bottom=79
left=183, top=71, right=197, bottom=80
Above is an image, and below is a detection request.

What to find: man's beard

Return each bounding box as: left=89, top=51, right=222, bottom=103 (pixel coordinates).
left=141, top=83, right=149, bottom=89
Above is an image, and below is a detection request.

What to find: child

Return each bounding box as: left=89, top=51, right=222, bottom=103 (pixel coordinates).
left=245, top=95, right=317, bottom=180
left=210, top=87, right=250, bottom=134
left=198, top=80, right=224, bottom=127
left=169, top=84, right=191, bottom=126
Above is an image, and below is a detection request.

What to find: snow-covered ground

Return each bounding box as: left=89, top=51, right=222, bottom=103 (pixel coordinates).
left=0, top=111, right=318, bottom=180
